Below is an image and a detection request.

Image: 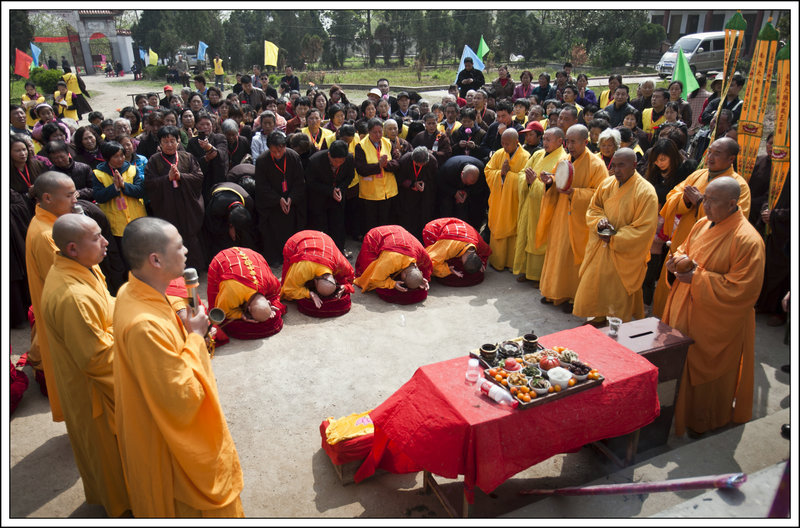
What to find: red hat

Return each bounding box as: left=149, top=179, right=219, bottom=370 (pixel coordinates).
left=163, top=85, right=173, bottom=92
left=522, top=120, right=544, bottom=134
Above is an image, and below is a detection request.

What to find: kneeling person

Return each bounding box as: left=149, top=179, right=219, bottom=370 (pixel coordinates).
left=422, top=217, right=491, bottom=286
left=281, top=230, right=355, bottom=318
left=207, top=247, right=286, bottom=340
left=354, top=225, right=432, bottom=304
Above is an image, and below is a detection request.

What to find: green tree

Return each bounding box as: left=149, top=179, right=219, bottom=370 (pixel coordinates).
left=325, top=10, right=361, bottom=68
left=10, top=10, right=34, bottom=64
left=631, top=23, right=667, bottom=66
left=374, top=22, right=394, bottom=66
left=300, top=34, right=324, bottom=67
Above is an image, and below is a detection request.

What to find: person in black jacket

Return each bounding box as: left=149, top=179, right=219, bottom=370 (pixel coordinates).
left=437, top=155, right=489, bottom=232
left=305, top=141, right=355, bottom=252
left=456, top=58, right=485, bottom=99
left=44, top=141, right=95, bottom=201
left=186, top=112, right=229, bottom=206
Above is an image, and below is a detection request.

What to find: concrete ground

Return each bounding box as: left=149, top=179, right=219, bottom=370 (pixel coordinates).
left=6, top=74, right=794, bottom=521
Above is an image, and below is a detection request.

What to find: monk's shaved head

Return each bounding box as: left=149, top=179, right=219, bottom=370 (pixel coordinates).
left=314, top=273, right=337, bottom=297
left=462, top=249, right=483, bottom=274
left=461, top=164, right=480, bottom=185
left=500, top=128, right=519, bottom=154
left=714, top=137, right=740, bottom=157
left=52, top=214, right=96, bottom=253
left=566, top=124, right=589, bottom=142
left=501, top=128, right=519, bottom=142
left=544, top=127, right=565, bottom=141
left=402, top=264, right=424, bottom=289
left=706, top=176, right=741, bottom=202
left=612, top=147, right=636, bottom=164
left=122, top=217, right=173, bottom=270
left=31, top=171, right=72, bottom=200
left=247, top=294, right=273, bottom=322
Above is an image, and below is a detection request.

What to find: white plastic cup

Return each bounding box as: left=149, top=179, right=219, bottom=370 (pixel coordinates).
left=608, top=317, right=623, bottom=337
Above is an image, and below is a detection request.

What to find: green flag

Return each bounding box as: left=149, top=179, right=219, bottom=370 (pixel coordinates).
left=673, top=48, right=699, bottom=99
left=477, top=35, right=490, bottom=59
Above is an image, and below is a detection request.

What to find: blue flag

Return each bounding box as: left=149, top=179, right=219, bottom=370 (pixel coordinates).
left=197, top=41, right=208, bottom=61
left=30, top=42, right=41, bottom=67
left=139, top=48, right=147, bottom=62
left=455, top=45, right=485, bottom=82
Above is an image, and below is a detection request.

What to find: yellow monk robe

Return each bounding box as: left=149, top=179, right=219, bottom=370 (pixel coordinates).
left=41, top=254, right=130, bottom=516
left=513, top=145, right=569, bottom=280
left=536, top=148, right=609, bottom=304
left=651, top=166, right=751, bottom=317
left=113, top=273, right=244, bottom=517
left=663, top=211, right=765, bottom=436
left=25, top=205, right=64, bottom=421
left=354, top=251, right=415, bottom=291
left=427, top=239, right=474, bottom=277
left=573, top=172, right=659, bottom=322
left=485, top=146, right=530, bottom=270
left=281, top=260, right=333, bottom=300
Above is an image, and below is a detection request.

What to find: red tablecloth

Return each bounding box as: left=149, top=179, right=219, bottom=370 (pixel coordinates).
left=353, top=325, right=660, bottom=502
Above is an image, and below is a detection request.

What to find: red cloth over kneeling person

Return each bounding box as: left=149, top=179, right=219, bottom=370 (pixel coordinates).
left=280, top=230, right=355, bottom=318
left=207, top=247, right=286, bottom=340
left=422, top=217, right=491, bottom=287
left=354, top=225, right=433, bottom=305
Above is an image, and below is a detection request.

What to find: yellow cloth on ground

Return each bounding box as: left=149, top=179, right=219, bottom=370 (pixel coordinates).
left=426, top=239, right=472, bottom=278
left=25, top=205, right=64, bottom=421
left=325, top=410, right=375, bottom=445
left=485, top=146, right=530, bottom=270
left=652, top=166, right=751, bottom=318
left=113, top=273, right=244, bottom=517
left=536, top=148, right=609, bottom=304
left=302, top=126, right=335, bottom=151
left=354, top=251, right=414, bottom=292
left=41, top=254, right=129, bottom=516
left=281, top=261, right=333, bottom=300
left=573, top=173, right=659, bottom=322
left=663, top=212, right=765, bottom=436
left=513, top=146, right=569, bottom=280
left=358, top=135, right=397, bottom=200
left=215, top=279, right=258, bottom=320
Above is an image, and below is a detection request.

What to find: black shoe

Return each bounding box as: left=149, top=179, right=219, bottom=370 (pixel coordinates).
left=781, top=364, right=790, bottom=374
left=561, top=303, right=573, bottom=314
left=781, top=424, right=790, bottom=439
left=540, top=297, right=553, bottom=304
left=687, top=428, right=706, bottom=440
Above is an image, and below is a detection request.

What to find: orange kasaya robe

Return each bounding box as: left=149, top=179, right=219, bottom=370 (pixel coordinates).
left=113, top=273, right=244, bottom=518
left=41, top=254, right=130, bottom=516
left=25, top=205, right=64, bottom=421
left=651, top=166, right=751, bottom=318
left=484, top=145, right=530, bottom=270
left=572, top=172, right=659, bottom=322
left=663, top=211, right=765, bottom=436
left=536, top=147, right=609, bottom=304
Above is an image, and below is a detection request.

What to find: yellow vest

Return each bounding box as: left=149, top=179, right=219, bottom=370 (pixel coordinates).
left=599, top=90, right=611, bottom=108
left=642, top=108, right=666, bottom=137
left=93, top=165, right=147, bottom=236
left=357, top=135, right=397, bottom=201
left=62, top=72, right=82, bottom=95
left=437, top=120, right=462, bottom=135
left=214, top=58, right=224, bottom=75
left=53, top=90, right=78, bottom=121
left=302, top=126, right=335, bottom=151
left=22, top=94, right=45, bottom=127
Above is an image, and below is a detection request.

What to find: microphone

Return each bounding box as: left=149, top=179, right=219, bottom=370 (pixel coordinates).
left=183, top=268, right=201, bottom=315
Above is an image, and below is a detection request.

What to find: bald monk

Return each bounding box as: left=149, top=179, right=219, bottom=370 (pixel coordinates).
left=114, top=217, right=244, bottom=517
left=513, top=127, right=569, bottom=283
left=537, top=124, right=609, bottom=309
left=422, top=217, right=491, bottom=287
left=40, top=214, right=130, bottom=516
left=662, top=177, right=765, bottom=437
left=652, top=137, right=751, bottom=317
left=354, top=225, right=433, bottom=304
left=573, top=148, right=659, bottom=323
left=280, top=230, right=355, bottom=318
left=25, top=171, right=78, bottom=420
left=207, top=246, right=286, bottom=339
left=484, top=128, right=530, bottom=270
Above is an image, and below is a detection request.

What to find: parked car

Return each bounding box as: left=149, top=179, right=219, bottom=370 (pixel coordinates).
left=656, top=31, right=727, bottom=78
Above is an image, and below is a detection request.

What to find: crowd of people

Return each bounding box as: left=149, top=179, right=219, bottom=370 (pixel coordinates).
left=8, top=59, right=789, bottom=517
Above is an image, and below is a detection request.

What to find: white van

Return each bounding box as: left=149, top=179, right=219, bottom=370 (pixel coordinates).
left=656, top=31, right=727, bottom=78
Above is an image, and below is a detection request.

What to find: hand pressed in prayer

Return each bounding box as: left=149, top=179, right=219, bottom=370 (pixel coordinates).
left=448, top=265, right=464, bottom=278
left=761, top=208, right=771, bottom=224
left=379, top=154, right=388, bottom=168
left=169, top=163, right=180, bottom=182
left=280, top=197, right=291, bottom=214
left=684, top=185, right=703, bottom=206
left=525, top=167, right=537, bottom=185
left=333, top=187, right=343, bottom=202
left=455, top=190, right=467, bottom=204
left=539, top=171, right=553, bottom=185
left=414, top=181, right=425, bottom=192
left=501, top=159, right=510, bottom=175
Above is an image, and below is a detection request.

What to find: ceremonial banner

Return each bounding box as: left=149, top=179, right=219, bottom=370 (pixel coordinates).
left=264, top=40, right=279, bottom=67
left=30, top=42, right=42, bottom=67
left=149, top=48, right=158, bottom=66
left=477, top=35, right=490, bottom=59
left=737, top=19, right=780, bottom=182
left=197, top=41, right=208, bottom=61
left=139, top=48, right=147, bottom=62
left=15, top=49, right=33, bottom=78
left=455, top=45, right=485, bottom=83
left=672, top=48, right=699, bottom=99
left=766, top=42, right=790, bottom=236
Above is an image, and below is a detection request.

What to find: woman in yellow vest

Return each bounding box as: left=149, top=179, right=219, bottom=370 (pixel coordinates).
left=22, top=81, right=45, bottom=128
left=598, top=74, right=622, bottom=109
left=302, top=108, right=335, bottom=151
left=53, top=80, right=78, bottom=121
left=91, top=141, right=147, bottom=252
left=354, top=118, right=398, bottom=232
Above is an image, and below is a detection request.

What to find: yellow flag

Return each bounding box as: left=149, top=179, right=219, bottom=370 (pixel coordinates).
left=149, top=48, right=158, bottom=66
left=264, top=40, right=279, bottom=67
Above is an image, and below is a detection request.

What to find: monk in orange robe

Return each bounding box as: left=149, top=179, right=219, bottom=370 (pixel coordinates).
left=354, top=225, right=432, bottom=304
left=652, top=138, right=751, bottom=317
left=536, top=124, right=609, bottom=308
left=280, top=230, right=355, bottom=318
left=484, top=128, right=530, bottom=270
left=41, top=214, right=129, bottom=516
left=422, top=217, right=491, bottom=287
left=573, top=149, right=659, bottom=322
left=662, top=177, right=765, bottom=437
left=113, top=217, right=244, bottom=517
left=25, top=171, right=78, bottom=421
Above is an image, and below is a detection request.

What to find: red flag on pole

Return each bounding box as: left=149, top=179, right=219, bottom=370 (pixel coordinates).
left=15, top=49, right=33, bottom=78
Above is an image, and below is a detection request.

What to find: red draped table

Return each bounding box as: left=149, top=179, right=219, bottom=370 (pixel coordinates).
left=353, top=325, right=660, bottom=512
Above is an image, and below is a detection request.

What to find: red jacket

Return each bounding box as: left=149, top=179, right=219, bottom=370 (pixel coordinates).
left=282, top=230, right=354, bottom=293
left=355, top=225, right=432, bottom=278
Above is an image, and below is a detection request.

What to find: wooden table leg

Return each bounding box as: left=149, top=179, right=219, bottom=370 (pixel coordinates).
left=422, top=471, right=460, bottom=518
left=624, top=429, right=640, bottom=466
